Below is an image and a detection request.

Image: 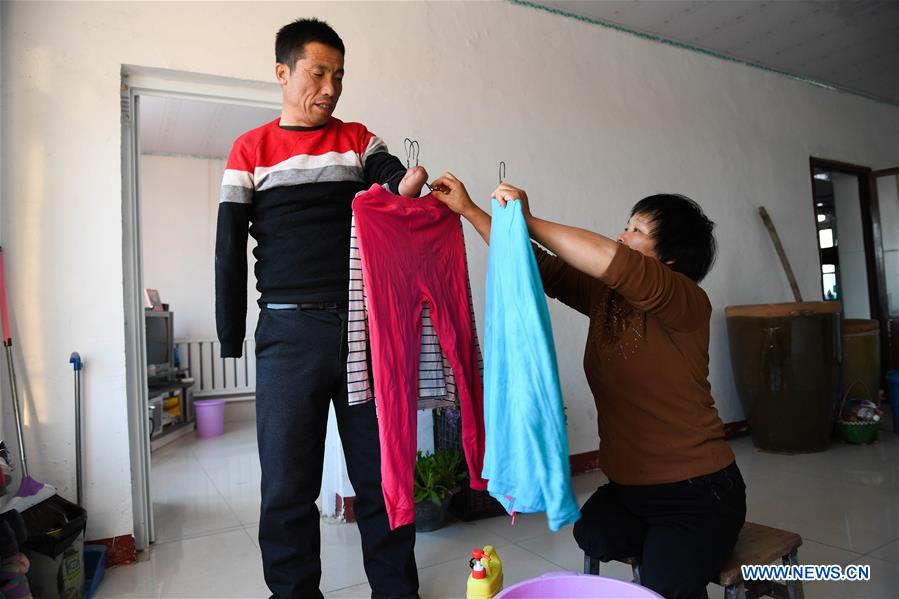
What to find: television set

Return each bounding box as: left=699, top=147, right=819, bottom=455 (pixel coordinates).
left=145, top=310, right=174, bottom=382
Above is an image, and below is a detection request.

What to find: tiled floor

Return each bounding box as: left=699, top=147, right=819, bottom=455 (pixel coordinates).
left=96, top=419, right=899, bottom=598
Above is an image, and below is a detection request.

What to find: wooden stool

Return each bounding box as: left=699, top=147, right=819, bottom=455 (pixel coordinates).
left=583, top=521, right=805, bottom=599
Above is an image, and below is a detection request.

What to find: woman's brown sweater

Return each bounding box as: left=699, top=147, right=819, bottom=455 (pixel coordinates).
left=535, top=243, right=734, bottom=485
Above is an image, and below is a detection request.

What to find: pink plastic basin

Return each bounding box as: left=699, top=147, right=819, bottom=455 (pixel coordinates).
left=496, top=572, right=663, bottom=598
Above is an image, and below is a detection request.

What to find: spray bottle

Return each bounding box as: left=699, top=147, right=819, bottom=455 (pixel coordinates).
left=466, top=545, right=503, bottom=599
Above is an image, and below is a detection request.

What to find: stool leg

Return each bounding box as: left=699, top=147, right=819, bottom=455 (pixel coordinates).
left=632, top=563, right=641, bottom=586
left=724, top=583, right=746, bottom=599
left=782, top=548, right=805, bottom=599
left=584, top=554, right=600, bottom=575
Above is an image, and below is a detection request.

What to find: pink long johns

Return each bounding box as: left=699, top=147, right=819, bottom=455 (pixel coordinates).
left=352, top=184, right=488, bottom=530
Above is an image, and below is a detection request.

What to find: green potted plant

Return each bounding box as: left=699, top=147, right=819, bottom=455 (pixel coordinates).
left=413, top=448, right=466, bottom=532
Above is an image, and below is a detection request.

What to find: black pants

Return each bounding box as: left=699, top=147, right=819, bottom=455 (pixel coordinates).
left=255, top=306, right=419, bottom=599
left=574, top=462, right=746, bottom=599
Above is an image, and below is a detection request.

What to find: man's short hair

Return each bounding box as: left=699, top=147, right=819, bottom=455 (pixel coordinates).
left=631, top=194, right=717, bottom=282
left=276, top=18, right=345, bottom=70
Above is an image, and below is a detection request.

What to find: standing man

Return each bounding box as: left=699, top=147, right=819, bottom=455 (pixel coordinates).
left=216, top=18, right=425, bottom=598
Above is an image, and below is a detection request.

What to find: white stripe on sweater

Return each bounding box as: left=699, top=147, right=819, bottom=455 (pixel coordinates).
left=254, top=150, right=360, bottom=187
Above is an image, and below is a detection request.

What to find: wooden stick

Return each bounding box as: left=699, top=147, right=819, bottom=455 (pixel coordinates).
left=758, top=207, right=803, bottom=302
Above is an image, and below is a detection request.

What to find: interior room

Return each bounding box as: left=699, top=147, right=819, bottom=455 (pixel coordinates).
left=1, top=1, right=898, bottom=598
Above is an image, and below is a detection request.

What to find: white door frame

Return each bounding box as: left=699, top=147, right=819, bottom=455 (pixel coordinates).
left=120, top=66, right=279, bottom=550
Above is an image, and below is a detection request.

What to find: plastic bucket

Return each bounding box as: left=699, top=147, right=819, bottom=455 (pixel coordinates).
left=195, top=399, right=226, bottom=437
left=841, top=319, right=880, bottom=401
left=495, top=572, right=663, bottom=598
left=888, top=370, right=899, bottom=434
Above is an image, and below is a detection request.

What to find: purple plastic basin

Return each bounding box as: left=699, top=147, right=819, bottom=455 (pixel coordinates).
left=496, top=572, right=663, bottom=598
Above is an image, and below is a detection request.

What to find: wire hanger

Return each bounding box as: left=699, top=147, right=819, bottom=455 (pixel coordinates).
left=402, top=137, right=431, bottom=192
left=403, top=138, right=420, bottom=168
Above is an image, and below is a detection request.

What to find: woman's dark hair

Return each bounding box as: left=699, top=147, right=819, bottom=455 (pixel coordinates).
left=276, top=18, right=345, bottom=71
left=631, top=194, right=716, bottom=282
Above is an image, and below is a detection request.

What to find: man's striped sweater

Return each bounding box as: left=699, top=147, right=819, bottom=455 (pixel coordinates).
left=215, top=116, right=406, bottom=358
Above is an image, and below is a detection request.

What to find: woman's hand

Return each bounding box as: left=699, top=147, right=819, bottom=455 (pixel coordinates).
left=492, top=183, right=532, bottom=219
left=430, top=171, right=492, bottom=244
left=430, top=171, right=476, bottom=217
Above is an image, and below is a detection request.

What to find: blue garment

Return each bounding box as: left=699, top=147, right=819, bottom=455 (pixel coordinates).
left=481, top=199, right=581, bottom=532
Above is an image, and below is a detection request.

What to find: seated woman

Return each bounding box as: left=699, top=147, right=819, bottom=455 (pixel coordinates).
left=431, top=172, right=745, bottom=599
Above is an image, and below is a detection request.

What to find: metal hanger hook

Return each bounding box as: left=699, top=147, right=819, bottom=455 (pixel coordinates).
left=403, top=138, right=420, bottom=168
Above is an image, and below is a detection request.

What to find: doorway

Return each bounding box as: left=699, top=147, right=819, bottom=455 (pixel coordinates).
left=810, top=168, right=872, bottom=317
left=809, top=157, right=896, bottom=385
left=121, top=67, right=280, bottom=549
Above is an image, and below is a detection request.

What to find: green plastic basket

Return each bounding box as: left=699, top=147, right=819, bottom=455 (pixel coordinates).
left=836, top=420, right=879, bottom=444
left=837, top=380, right=880, bottom=444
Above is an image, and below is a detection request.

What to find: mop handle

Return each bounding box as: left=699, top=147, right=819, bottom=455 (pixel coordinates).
left=0, top=247, right=11, bottom=346
left=71, top=352, right=83, bottom=506
left=0, top=247, right=27, bottom=475
left=3, top=346, right=26, bottom=476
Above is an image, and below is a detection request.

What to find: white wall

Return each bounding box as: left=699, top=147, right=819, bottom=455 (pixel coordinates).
left=140, top=154, right=258, bottom=342
left=832, top=174, right=871, bottom=319
left=2, top=1, right=897, bottom=540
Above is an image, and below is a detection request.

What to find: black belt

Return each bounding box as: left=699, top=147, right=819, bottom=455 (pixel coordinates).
left=265, top=302, right=347, bottom=311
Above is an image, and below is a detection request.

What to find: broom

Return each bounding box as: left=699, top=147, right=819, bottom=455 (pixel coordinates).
left=0, top=246, right=48, bottom=498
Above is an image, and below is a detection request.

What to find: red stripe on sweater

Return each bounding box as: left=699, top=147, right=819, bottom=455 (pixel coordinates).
left=226, top=117, right=376, bottom=171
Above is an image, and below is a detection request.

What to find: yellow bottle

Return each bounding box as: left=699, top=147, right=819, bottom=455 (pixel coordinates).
left=466, top=545, right=503, bottom=599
